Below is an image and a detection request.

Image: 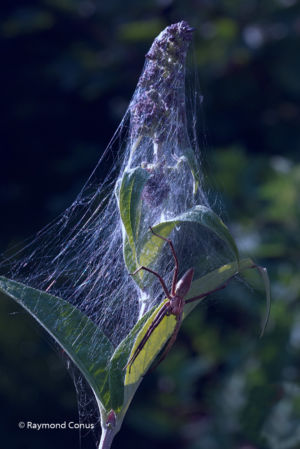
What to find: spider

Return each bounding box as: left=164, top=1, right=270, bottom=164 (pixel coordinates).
left=126, top=227, right=229, bottom=372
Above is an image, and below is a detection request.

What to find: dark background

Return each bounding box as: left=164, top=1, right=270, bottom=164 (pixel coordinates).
left=1, top=1, right=300, bottom=448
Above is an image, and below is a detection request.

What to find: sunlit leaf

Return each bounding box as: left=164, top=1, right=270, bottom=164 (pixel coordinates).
left=124, top=258, right=270, bottom=385
left=124, top=298, right=176, bottom=386
left=109, top=307, right=155, bottom=410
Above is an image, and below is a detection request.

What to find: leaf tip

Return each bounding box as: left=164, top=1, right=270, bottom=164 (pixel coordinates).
left=256, top=265, right=271, bottom=338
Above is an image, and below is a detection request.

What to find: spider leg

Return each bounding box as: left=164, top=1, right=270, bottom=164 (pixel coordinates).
left=150, top=282, right=229, bottom=369
left=125, top=302, right=170, bottom=372
left=185, top=280, right=230, bottom=304
left=131, top=265, right=171, bottom=299
left=149, top=226, right=179, bottom=296
left=149, top=310, right=183, bottom=372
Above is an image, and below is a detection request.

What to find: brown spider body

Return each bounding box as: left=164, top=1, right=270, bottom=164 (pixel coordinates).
left=174, top=267, right=194, bottom=298
left=126, top=229, right=227, bottom=373
left=166, top=268, right=194, bottom=317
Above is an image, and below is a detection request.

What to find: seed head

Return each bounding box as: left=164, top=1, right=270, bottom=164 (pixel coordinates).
left=130, top=21, right=194, bottom=142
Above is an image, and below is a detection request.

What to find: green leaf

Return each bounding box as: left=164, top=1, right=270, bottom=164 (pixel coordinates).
left=182, top=147, right=201, bottom=194
left=139, top=205, right=239, bottom=267
left=0, top=276, right=114, bottom=411
left=185, top=257, right=271, bottom=336
left=238, top=263, right=271, bottom=338
left=256, top=265, right=271, bottom=337
left=123, top=259, right=244, bottom=384
left=108, top=307, right=155, bottom=410
left=124, top=298, right=176, bottom=386
left=123, top=234, right=143, bottom=288
left=119, top=167, right=149, bottom=261
left=184, top=258, right=253, bottom=316
left=123, top=258, right=270, bottom=385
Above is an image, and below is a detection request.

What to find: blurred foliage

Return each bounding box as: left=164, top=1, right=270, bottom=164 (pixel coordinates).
left=1, top=0, right=300, bottom=448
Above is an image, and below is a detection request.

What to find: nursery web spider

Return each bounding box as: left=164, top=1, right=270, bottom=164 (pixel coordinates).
left=126, top=227, right=229, bottom=372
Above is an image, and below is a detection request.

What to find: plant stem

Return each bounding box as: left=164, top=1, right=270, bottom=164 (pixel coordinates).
left=98, top=426, right=116, bottom=449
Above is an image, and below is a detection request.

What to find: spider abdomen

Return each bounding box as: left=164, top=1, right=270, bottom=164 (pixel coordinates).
left=175, top=267, right=194, bottom=298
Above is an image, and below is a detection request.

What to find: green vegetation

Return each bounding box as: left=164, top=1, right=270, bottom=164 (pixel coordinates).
left=1, top=1, right=299, bottom=448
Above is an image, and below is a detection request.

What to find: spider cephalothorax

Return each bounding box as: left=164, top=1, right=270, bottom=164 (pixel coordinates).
left=126, top=227, right=228, bottom=372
